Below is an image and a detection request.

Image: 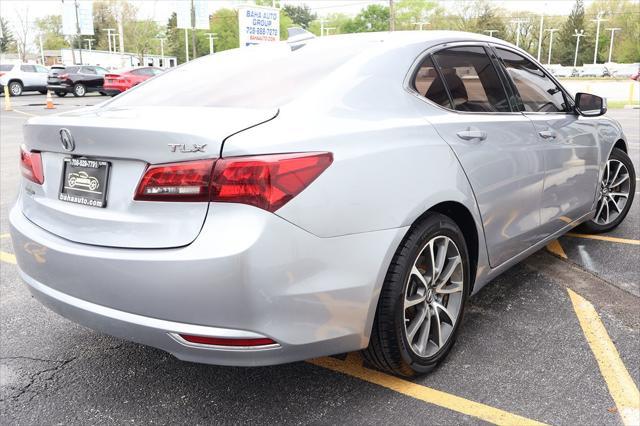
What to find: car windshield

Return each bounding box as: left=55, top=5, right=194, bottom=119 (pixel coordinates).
left=108, top=38, right=376, bottom=109
left=0, top=64, right=14, bottom=71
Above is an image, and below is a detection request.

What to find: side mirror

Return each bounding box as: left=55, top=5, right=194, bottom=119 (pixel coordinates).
left=575, top=92, right=607, bottom=117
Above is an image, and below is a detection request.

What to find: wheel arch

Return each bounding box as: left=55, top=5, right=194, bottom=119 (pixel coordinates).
left=613, top=139, right=628, bottom=154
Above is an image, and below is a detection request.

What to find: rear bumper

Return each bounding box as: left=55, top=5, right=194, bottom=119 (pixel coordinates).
left=47, top=84, right=70, bottom=92
left=102, top=88, right=122, bottom=96
left=10, top=199, right=405, bottom=366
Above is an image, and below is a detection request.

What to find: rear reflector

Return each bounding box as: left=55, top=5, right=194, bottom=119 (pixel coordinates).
left=178, top=334, right=276, bottom=347
left=134, top=159, right=215, bottom=202
left=135, top=152, right=332, bottom=211
left=20, top=145, right=44, bottom=184
left=211, top=152, right=333, bottom=212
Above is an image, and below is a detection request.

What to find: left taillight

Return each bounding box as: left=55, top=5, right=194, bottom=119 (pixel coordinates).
left=134, top=152, right=333, bottom=212
left=20, top=145, right=44, bottom=184
left=134, top=159, right=215, bottom=202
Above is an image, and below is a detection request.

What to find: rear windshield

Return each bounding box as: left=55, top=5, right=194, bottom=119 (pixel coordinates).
left=0, top=64, right=14, bottom=71
left=108, top=38, right=375, bottom=109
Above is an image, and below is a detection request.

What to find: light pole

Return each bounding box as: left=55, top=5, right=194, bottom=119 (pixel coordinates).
left=511, top=18, right=528, bottom=47
left=324, top=27, right=336, bottom=36
left=605, top=27, right=621, bottom=63
left=156, top=37, right=166, bottom=67
left=413, top=20, right=428, bottom=30
left=85, top=38, right=94, bottom=51
left=103, top=28, right=115, bottom=53
left=536, top=12, right=544, bottom=61
left=591, top=13, right=608, bottom=64
left=204, top=33, right=217, bottom=55
left=545, top=28, right=559, bottom=65
left=38, top=35, right=45, bottom=64
left=573, top=29, right=585, bottom=68
left=484, top=29, right=499, bottom=37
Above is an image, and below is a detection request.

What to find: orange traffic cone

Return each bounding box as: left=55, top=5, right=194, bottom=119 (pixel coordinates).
left=3, top=85, right=12, bottom=111
left=45, top=90, right=55, bottom=109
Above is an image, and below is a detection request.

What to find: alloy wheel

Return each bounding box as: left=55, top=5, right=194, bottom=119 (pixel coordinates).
left=404, top=235, right=464, bottom=358
left=594, top=159, right=631, bottom=225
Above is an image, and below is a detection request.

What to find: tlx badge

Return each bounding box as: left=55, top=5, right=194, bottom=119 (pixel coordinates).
left=168, top=143, right=207, bottom=153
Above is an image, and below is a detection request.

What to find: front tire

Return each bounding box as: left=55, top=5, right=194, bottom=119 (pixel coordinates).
left=55, top=91, right=67, bottom=97
left=72, top=83, right=86, bottom=97
left=362, top=213, right=470, bottom=377
left=581, top=148, right=635, bottom=233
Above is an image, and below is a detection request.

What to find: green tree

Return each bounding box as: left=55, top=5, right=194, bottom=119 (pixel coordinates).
left=344, top=4, right=390, bottom=33
left=93, top=1, right=118, bottom=52
left=586, top=0, right=640, bottom=63
left=211, top=8, right=239, bottom=52
left=308, top=13, right=352, bottom=36
left=35, top=15, right=68, bottom=50
left=125, top=19, right=160, bottom=64
left=282, top=4, right=316, bottom=29
left=395, top=0, right=441, bottom=30
left=0, top=17, right=16, bottom=53
left=555, top=0, right=595, bottom=66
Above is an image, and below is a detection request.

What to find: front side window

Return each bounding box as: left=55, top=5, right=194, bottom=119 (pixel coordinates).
left=416, top=46, right=510, bottom=112
left=495, top=48, right=569, bottom=113
left=36, top=65, right=48, bottom=73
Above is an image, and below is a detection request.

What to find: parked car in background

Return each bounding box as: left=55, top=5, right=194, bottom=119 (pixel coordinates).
left=580, top=65, right=610, bottom=77
left=611, top=64, right=640, bottom=79
left=103, top=67, right=163, bottom=96
left=0, top=63, right=49, bottom=96
left=551, top=66, right=575, bottom=78
left=47, top=65, right=109, bottom=97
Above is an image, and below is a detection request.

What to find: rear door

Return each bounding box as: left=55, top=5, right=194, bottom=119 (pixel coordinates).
left=414, top=44, right=546, bottom=267
left=19, top=65, right=38, bottom=88
left=492, top=46, right=600, bottom=235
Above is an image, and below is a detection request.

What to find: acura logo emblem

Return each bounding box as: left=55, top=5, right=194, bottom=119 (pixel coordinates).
left=60, top=128, right=75, bottom=152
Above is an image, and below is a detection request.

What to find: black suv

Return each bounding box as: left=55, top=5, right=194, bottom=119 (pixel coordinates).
left=47, top=65, right=109, bottom=97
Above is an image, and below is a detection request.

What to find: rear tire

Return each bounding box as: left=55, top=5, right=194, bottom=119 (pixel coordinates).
left=72, top=83, right=86, bottom=97
left=8, top=81, right=23, bottom=96
left=580, top=148, right=635, bottom=233
left=362, top=213, right=470, bottom=377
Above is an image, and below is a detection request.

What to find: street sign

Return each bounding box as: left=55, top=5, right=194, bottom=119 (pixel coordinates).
left=62, top=0, right=94, bottom=36
left=177, top=1, right=210, bottom=30
left=238, top=5, right=280, bottom=48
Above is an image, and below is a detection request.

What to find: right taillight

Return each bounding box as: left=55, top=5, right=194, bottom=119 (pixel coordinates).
left=20, top=145, right=44, bottom=184
left=59, top=73, right=68, bottom=80
left=134, top=152, right=333, bottom=211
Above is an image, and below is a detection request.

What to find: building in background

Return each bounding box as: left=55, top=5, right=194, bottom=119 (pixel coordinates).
left=48, top=49, right=177, bottom=69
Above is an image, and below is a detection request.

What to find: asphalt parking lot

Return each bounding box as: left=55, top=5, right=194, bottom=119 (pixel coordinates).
left=1, top=94, right=638, bottom=425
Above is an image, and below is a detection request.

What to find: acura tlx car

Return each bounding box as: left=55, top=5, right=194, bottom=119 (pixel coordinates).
left=11, top=31, right=635, bottom=377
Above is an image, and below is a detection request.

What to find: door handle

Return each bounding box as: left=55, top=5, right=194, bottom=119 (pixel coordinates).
left=538, top=130, right=557, bottom=140
left=456, top=130, right=487, bottom=141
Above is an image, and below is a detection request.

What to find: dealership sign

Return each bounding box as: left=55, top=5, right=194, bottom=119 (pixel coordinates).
left=238, top=6, right=280, bottom=48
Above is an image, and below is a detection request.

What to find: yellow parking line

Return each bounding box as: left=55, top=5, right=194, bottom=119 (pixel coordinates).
left=565, top=233, right=640, bottom=245
left=568, top=289, right=640, bottom=426
left=0, top=251, right=16, bottom=264
left=308, top=354, right=547, bottom=426
left=0, top=233, right=10, bottom=239
left=10, top=109, right=37, bottom=117
left=546, top=240, right=567, bottom=259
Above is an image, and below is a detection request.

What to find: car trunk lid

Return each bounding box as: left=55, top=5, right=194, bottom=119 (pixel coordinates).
left=21, top=105, right=277, bottom=248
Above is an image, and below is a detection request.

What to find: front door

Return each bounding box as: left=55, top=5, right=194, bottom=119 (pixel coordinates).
left=493, top=47, right=600, bottom=236
left=413, top=45, right=546, bottom=267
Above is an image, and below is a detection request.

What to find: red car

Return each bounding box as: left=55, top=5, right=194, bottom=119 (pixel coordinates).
left=103, top=67, right=163, bottom=96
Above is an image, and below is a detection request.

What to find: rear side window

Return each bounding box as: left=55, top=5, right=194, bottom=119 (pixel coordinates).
left=81, top=67, right=97, bottom=75
left=0, top=64, right=14, bottom=71
left=426, top=46, right=510, bottom=112
left=65, top=66, right=79, bottom=74
left=20, top=65, right=36, bottom=72
left=495, top=48, right=569, bottom=113
left=413, top=56, right=450, bottom=108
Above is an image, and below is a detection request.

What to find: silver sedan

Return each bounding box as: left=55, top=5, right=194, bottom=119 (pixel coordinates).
left=11, top=31, right=635, bottom=376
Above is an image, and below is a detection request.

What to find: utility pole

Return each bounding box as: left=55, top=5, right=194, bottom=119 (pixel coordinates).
left=573, top=29, right=585, bottom=68
left=605, top=27, right=621, bottom=63
left=536, top=12, right=544, bottom=61
left=73, top=0, right=83, bottom=64
left=510, top=18, right=528, bottom=47
left=156, top=37, right=166, bottom=66
left=324, top=27, right=336, bottom=36
left=545, top=28, right=559, bottom=64
left=85, top=38, right=94, bottom=51
left=484, top=29, right=499, bottom=37
left=191, top=0, right=196, bottom=60
left=103, top=28, right=115, bottom=53
left=414, top=21, right=428, bottom=30
left=38, top=35, right=45, bottom=64
left=204, top=33, right=217, bottom=55
left=591, top=12, right=607, bottom=64
left=184, top=28, right=189, bottom=62
left=389, top=0, right=395, bottom=31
